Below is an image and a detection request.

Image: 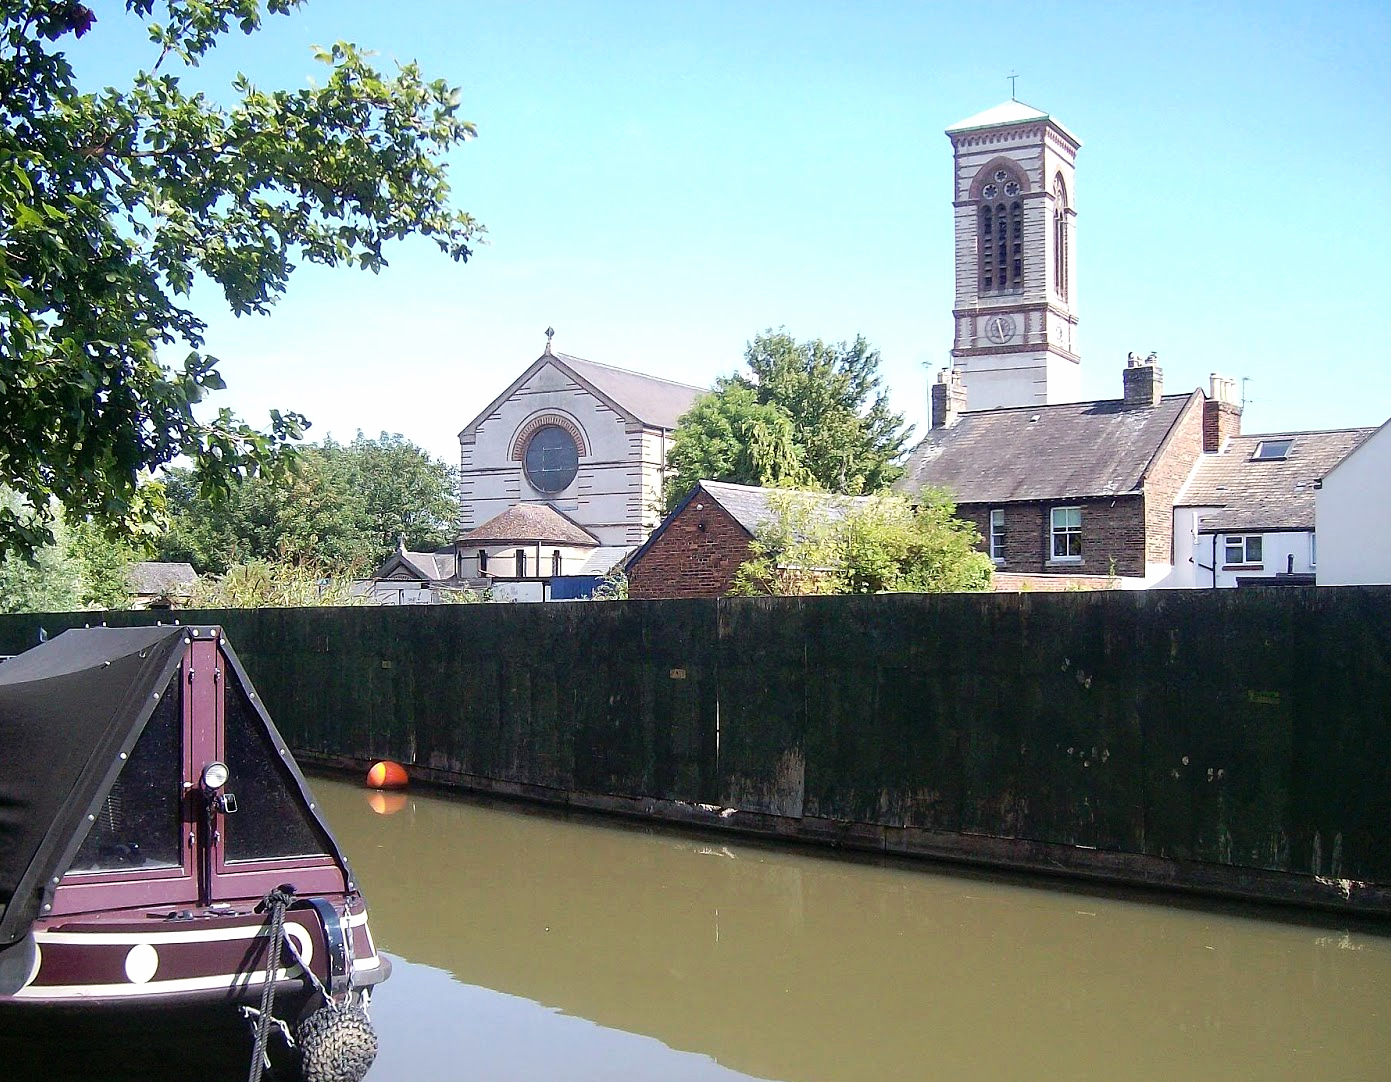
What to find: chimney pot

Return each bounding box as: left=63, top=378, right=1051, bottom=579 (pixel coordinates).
left=1122, top=354, right=1163, bottom=408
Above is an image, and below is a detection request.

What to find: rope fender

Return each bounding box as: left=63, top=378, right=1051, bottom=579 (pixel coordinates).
left=245, top=886, right=378, bottom=1082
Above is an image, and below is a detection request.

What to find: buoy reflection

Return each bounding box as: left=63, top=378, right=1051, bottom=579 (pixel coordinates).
left=366, top=790, right=408, bottom=816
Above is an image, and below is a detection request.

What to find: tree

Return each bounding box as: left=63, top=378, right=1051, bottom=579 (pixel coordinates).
left=0, top=491, right=135, bottom=612
left=157, top=431, right=456, bottom=575
left=731, top=489, right=993, bottom=596
left=0, top=1, right=481, bottom=557
left=666, top=330, right=912, bottom=508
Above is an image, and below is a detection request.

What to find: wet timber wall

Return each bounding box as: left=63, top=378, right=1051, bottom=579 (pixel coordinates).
left=3, top=588, right=1390, bottom=914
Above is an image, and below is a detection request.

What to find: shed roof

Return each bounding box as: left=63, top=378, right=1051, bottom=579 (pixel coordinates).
left=1178, top=428, right=1374, bottom=532
left=896, top=393, right=1201, bottom=505
left=125, top=561, right=196, bottom=596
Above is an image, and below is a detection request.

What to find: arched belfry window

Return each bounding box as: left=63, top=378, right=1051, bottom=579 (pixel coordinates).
left=977, top=166, right=1026, bottom=293
left=1053, top=174, right=1070, bottom=302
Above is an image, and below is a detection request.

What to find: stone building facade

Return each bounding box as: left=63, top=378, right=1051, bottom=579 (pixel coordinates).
left=947, top=100, right=1081, bottom=410
left=456, top=336, right=704, bottom=549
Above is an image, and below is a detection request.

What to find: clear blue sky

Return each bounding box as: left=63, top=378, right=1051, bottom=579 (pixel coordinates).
left=76, top=1, right=1391, bottom=467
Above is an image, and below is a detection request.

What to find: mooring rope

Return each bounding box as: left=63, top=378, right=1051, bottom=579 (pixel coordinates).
left=247, top=885, right=295, bottom=1082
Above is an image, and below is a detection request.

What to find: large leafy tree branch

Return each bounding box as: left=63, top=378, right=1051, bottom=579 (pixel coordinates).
left=665, top=329, right=913, bottom=509
left=0, top=0, right=482, bottom=555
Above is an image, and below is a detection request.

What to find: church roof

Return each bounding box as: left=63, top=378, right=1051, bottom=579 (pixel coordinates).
left=946, top=100, right=1079, bottom=144
left=458, top=502, right=601, bottom=547
left=556, top=354, right=705, bottom=431
left=1176, top=428, right=1374, bottom=533
left=457, top=348, right=706, bottom=440
left=895, top=393, right=1201, bottom=505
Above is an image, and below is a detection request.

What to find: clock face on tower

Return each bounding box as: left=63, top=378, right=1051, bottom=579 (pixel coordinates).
left=985, top=315, right=1017, bottom=344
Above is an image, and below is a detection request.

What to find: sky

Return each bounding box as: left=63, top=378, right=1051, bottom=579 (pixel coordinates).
left=72, top=1, right=1391, bottom=468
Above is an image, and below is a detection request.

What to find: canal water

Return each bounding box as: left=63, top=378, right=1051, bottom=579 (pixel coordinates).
left=317, top=777, right=1391, bottom=1082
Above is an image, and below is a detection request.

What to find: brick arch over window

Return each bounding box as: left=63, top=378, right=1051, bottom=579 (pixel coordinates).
left=967, top=157, right=1031, bottom=201
left=509, top=412, right=589, bottom=461
left=974, top=159, right=1029, bottom=294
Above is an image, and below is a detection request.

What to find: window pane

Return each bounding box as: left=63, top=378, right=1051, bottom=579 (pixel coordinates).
left=1247, top=537, right=1263, bottom=562
left=223, top=681, right=330, bottom=862
left=70, top=676, right=183, bottom=872
left=1225, top=540, right=1242, bottom=564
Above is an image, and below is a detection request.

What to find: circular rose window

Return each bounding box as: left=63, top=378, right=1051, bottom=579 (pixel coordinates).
left=524, top=425, right=579, bottom=493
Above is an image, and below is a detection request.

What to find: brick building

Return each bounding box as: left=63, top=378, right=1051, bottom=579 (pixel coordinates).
left=627, top=481, right=858, bottom=600
left=896, top=355, right=1235, bottom=586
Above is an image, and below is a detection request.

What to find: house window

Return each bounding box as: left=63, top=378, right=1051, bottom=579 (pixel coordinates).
left=515, top=548, right=526, bottom=577
left=551, top=550, right=562, bottom=577
left=1224, top=535, right=1263, bottom=566
left=989, top=509, right=1006, bottom=562
left=1310, top=533, right=1317, bottom=568
left=478, top=549, right=488, bottom=574
left=1252, top=439, right=1292, bottom=461
left=1050, top=506, right=1082, bottom=561
left=523, top=424, right=580, bottom=492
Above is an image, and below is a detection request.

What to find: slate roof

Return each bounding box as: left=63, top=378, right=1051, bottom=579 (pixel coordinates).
left=557, top=354, right=705, bottom=430
left=125, top=561, right=196, bottom=596
left=697, top=480, right=869, bottom=537
left=627, top=481, right=869, bottom=573
left=896, top=393, right=1201, bottom=505
left=370, top=547, right=456, bottom=583
left=458, top=350, right=705, bottom=439
left=946, top=99, right=1079, bottom=143
left=1177, top=428, right=1374, bottom=533
left=458, top=502, right=601, bottom=546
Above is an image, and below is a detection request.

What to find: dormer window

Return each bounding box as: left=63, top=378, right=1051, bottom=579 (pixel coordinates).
left=1252, top=439, right=1292, bottom=461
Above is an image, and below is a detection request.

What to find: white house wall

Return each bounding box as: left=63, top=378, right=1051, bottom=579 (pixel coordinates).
left=1317, top=421, right=1391, bottom=585
left=1168, top=508, right=1315, bottom=588
left=459, top=363, right=671, bottom=547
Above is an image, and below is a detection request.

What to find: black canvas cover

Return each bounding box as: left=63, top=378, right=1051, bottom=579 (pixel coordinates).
left=0, top=625, right=352, bottom=961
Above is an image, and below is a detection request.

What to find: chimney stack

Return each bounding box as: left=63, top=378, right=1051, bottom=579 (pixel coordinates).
left=931, top=366, right=968, bottom=429
left=1122, top=351, right=1163, bottom=408
left=1203, top=372, right=1242, bottom=452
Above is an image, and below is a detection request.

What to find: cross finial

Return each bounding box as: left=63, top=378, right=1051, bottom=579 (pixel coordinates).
left=1008, top=71, right=1018, bottom=100
left=544, top=326, right=554, bottom=354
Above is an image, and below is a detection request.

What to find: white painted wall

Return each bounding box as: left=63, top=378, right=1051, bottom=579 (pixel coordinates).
left=1317, top=421, right=1391, bottom=585
left=1167, top=509, right=1315, bottom=588
left=459, top=361, right=672, bottom=547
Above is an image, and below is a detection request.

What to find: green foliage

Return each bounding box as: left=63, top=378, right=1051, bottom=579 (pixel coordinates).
left=157, top=431, right=457, bottom=575
left=666, top=329, right=912, bottom=508
left=588, top=567, right=628, bottom=601
left=188, top=558, right=363, bottom=607
left=0, top=490, right=136, bottom=612
left=732, top=489, right=993, bottom=596
left=0, top=1, right=481, bottom=557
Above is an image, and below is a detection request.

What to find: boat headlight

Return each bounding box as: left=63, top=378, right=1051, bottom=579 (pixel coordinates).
left=201, top=761, right=230, bottom=790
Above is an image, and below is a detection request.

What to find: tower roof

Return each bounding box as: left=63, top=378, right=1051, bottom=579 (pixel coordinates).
left=946, top=100, right=1079, bottom=144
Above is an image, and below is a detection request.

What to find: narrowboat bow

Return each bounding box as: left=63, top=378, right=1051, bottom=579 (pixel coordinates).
left=0, top=625, right=389, bottom=1077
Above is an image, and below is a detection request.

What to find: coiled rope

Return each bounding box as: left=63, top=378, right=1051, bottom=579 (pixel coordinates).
left=247, top=885, right=295, bottom=1082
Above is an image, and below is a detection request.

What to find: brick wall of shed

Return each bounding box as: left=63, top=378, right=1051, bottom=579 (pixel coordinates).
left=1143, top=397, right=1207, bottom=566
left=627, top=500, right=754, bottom=599
left=960, top=497, right=1148, bottom=577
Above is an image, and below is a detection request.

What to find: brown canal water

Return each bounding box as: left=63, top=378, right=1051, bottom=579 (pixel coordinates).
left=319, top=777, right=1391, bottom=1082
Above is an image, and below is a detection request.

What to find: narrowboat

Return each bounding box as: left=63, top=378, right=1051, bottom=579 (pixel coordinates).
left=0, top=625, right=390, bottom=1078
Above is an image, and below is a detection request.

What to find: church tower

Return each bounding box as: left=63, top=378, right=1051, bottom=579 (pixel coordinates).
left=946, top=101, right=1080, bottom=409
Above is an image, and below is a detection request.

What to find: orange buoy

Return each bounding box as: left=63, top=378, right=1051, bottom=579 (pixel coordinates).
left=366, top=760, right=409, bottom=790
left=366, top=790, right=408, bottom=816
